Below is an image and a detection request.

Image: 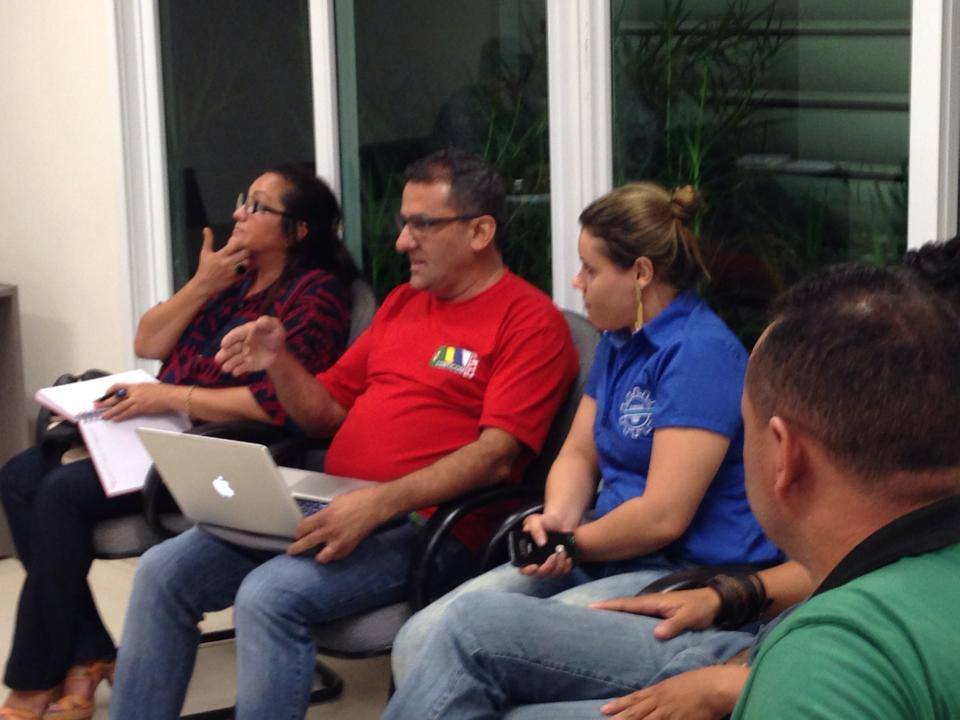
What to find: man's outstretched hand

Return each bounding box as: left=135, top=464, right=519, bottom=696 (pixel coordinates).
left=216, top=315, right=286, bottom=375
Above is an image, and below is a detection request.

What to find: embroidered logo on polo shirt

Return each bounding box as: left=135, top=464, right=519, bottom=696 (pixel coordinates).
left=430, top=345, right=479, bottom=379
left=619, top=386, right=654, bottom=438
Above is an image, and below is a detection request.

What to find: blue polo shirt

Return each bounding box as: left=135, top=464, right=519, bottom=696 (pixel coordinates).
left=585, top=291, right=780, bottom=566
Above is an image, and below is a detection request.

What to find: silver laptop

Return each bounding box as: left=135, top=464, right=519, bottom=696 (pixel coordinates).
left=137, top=427, right=376, bottom=550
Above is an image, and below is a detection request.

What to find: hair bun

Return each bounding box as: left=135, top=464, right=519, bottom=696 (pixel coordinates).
left=670, top=185, right=702, bottom=222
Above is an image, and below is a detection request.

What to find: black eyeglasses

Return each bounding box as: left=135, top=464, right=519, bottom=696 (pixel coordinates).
left=236, top=192, right=289, bottom=218
left=394, top=212, right=483, bottom=234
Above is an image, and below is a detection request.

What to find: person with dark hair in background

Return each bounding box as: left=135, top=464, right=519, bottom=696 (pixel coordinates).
left=108, top=149, right=578, bottom=720
left=900, top=234, right=960, bottom=307
left=0, top=166, right=353, bottom=720
left=383, top=260, right=960, bottom=720
left=392, top=180, right=781, bottom=686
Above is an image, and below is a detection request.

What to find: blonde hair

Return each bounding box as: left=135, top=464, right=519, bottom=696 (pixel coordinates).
left=578, top=182, right=710, bottom=289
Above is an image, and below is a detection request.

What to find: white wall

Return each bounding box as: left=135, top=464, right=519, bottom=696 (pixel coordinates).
left=0, top=0, right=130, bottom=443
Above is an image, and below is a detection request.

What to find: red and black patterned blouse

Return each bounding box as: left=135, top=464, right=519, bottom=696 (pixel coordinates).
left=157, top=268, right=349, bottom=428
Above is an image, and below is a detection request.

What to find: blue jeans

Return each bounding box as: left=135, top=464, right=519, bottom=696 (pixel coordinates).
left=383, top=590, right=755, bottom=719
left=110, top=523, right=468, bottom=720
left=392, top=557, right=680, bottom=685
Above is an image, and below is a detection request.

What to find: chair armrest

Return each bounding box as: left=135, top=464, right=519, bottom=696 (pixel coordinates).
left=407, top=483, right=542, bottom=610
left=186, top=420, right=309, bottom=466
left=477, top=500, right=545, bottom=572
left=638, top=564, right=771, bottom=595
left=186, top=420, right=290, bottom=441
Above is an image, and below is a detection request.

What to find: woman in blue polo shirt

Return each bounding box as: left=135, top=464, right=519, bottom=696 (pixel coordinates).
left=392, top=182, right=781, bottom=684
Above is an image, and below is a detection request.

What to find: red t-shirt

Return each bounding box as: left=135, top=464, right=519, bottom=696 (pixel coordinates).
left=318, top=270, right=578, bottom=549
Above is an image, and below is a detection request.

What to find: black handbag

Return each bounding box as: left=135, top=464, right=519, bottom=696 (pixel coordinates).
left=35, top=369, right=111, bottom=465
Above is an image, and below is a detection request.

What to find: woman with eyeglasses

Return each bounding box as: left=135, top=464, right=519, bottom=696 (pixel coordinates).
left=0, top=165, right=355, bottom=720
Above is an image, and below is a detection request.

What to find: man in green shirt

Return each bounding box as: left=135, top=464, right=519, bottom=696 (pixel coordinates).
left=728, top=263, right=960, bottom=719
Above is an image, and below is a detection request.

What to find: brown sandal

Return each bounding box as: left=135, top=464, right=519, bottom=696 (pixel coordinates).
left=41, top=661, right=114, bottom=720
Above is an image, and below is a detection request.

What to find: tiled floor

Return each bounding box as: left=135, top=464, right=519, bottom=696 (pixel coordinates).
left=0, top=557, right=390, bottom=719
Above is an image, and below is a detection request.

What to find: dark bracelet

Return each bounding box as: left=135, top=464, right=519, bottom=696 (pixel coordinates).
left=554, top=531, right=579, bottom=564
left=707, top=573, right=772, bottom=629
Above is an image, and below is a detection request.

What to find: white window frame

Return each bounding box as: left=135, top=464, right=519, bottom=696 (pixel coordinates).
left=112, top=0, right=960, bottom=343
left=309, top=0, right=341, bottom=199
left=110, top=0, right=169, bottom=372
left=907, top=0, right=960, bottom=247
left=546, top=0, right=613, bottom=311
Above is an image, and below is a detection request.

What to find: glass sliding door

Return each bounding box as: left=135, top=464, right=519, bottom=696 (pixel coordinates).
left=612, top=0, right=911, bottom=342
left=158, top=0, right=315, bottom=289
left=335, top=0, right=551, bottom=299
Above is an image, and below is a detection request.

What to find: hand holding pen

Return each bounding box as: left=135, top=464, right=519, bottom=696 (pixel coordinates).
left=95, top=387, right=128, bottom=403
left=95, top=383, right=178, bottom=422
left=94, top=386, right=129, bottom=421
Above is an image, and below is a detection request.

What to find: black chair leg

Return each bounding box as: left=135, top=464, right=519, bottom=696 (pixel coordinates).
left=178, top=632, right=344, bottom=718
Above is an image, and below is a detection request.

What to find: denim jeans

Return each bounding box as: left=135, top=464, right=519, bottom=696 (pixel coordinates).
left=383, top=590, right=755, bottom=719
left=392, top=557, right=681, bottom=685
left=110, top=522, right=469, bottom=720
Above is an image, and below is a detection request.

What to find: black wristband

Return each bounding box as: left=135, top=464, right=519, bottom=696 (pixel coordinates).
left=556, top=531, right=578, bottom=564
left=707, top=572, right=770, bottom=629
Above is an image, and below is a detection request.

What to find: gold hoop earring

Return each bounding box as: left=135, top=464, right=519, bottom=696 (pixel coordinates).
left=634, top=283, right=644, bottom=333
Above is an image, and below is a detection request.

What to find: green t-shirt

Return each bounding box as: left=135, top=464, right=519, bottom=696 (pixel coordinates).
left=732, top=542, right=960, bottom=719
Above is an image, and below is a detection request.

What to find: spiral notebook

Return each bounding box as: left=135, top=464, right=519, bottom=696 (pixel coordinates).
left=35, top=369, right=191, bottom=496
left=77, top=410, right=191, bottom=496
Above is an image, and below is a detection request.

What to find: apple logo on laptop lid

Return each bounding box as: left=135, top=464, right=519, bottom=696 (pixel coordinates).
left=212, top=476, right=235, bottom=499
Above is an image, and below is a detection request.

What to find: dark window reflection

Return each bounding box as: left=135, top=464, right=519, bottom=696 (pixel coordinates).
left=337, top=0, right=550, bottom=299
left=612, top=0, right=910, bottom=343
left=159, top=0, right=315, bottom=289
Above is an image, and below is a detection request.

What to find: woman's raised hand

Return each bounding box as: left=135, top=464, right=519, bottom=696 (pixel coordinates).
left=216, top=315, right=287, bottom=376
left=193, top=227, right=250, bottom=296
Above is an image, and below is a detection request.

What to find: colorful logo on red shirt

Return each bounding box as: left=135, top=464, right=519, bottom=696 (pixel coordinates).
left=430, top=345, right=479, bottom=379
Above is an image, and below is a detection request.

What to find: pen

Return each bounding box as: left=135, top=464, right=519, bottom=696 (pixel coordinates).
left=95, top=387, right=128, bottom=403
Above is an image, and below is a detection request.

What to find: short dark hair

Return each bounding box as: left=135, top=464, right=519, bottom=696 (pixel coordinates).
left=900, top=235, right=960, bottom=314
left=746, top=264, right=960, bottom=487
left=403, top=148, right=506, bottom=248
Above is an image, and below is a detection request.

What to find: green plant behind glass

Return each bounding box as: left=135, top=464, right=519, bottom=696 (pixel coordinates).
left=613, top=0, right=794, bottom=342
left=359, top=166, right=406, bottom=300
left=614, top=0, right=785, bottom=192
left=611, top=0, right=913, bottom=345
left=358, top=3, right=551, bottom=301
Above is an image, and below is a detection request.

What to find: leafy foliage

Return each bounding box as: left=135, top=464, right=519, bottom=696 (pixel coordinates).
left=612, top=0, right=906, bottom=344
